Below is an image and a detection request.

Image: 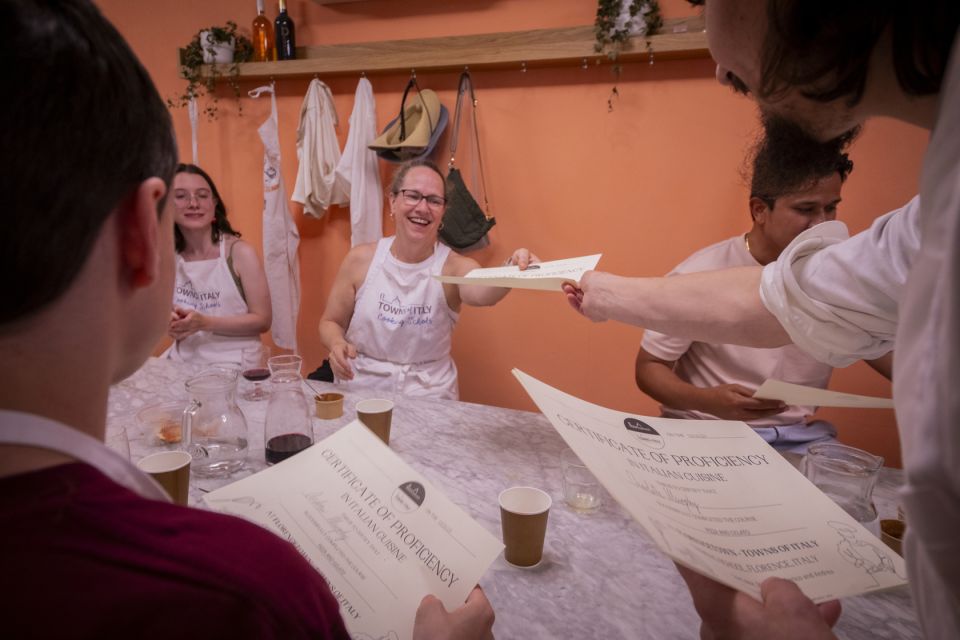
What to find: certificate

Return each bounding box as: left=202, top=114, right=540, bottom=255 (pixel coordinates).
left=205, top=421, right=504, bottom=639
left=754, top=379, right=895, bottom=409
left=513, top=369, right=907, bottom=603
left=434, top=254, right=602, bottom=291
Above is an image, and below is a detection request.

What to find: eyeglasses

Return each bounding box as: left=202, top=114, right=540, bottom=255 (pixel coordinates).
left=173, top=189, right=214, bottom=205
left=398, top=189, right=446, bottom=210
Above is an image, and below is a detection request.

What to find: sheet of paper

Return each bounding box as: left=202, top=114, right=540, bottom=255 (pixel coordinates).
left=205, top=421, right=503, bottom=640
left=512, top=369, right=906, bottom=603
left=433, top=254, right=601, bottom=291
left=754, top=379, right=894, bottom=409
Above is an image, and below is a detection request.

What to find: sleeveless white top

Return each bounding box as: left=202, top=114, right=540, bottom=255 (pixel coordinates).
left=167, top=239, right=261, bottom=364
left=341, top=237, right=459, bottom=399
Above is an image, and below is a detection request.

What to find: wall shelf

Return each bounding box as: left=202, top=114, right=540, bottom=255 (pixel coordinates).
left=193, top=16, right=707, bottom=80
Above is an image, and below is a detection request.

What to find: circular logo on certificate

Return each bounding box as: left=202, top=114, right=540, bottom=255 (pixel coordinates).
left=624, top=417, right=665, bottom=449
left=392, top=480, right=426, bottom=513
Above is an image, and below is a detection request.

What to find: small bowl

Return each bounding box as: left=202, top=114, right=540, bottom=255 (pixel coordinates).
left=137, top=401, right=186, bottom=445
left=880, top=518, right=905, bottom=556
left=315, top=393, right=344, bottom=420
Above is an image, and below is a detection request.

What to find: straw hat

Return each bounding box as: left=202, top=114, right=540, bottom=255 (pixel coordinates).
left=369, top=88, right=448, bottom=163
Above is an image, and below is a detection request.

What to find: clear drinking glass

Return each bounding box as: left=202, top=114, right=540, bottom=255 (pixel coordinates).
left=561, top=447, right=602, bottom=512
left=182, top=369, right=248, bottom=478
left=803, top=442, right=883, bottom=536
left=264, top=370, right=313, bottom=465
left=240, top=344, right=271, bottom=401
left=267, top=354, right=303, bottom=378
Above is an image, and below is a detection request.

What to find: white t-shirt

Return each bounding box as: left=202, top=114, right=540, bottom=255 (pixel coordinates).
left=643, top=235, right=832, bottom=426
left=759, top=33, right=960, bottom=638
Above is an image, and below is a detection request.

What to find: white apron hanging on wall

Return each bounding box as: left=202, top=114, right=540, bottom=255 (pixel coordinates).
left=292, top=78, right=349, bottom=218
left=334, top=76, right=383, bottom=246
left=250, top=83, right=301, bottom=352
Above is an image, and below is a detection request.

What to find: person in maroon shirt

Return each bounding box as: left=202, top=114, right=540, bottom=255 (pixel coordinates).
left=0, top=2, right=494, bottom=638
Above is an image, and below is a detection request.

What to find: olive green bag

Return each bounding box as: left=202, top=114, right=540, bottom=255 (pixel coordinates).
left=440, top=71, right=495, bottom=252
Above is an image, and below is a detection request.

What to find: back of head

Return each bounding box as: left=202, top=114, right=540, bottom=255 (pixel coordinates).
left=0, top=0, right=177, bottom=326
left=748, top=114, right=855, bottom=205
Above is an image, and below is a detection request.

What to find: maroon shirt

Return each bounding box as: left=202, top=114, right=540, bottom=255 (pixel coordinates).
left=0, top=463, right=350, bottom=639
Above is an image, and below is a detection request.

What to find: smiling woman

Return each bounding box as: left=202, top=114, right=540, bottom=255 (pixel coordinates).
left=318, top=159, right=539, bottom=400
left=165, top=163, right=272, bottom=364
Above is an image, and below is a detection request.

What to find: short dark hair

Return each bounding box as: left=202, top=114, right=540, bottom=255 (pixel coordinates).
left=748, top=113, right=856, bottom=206
left=759, top=2, right=958, bottom=105
left=0, top=0, right=177, bottom=325
left=388, top=159, right=448, bottom=198
left=173, top=164, right=241, bottom=253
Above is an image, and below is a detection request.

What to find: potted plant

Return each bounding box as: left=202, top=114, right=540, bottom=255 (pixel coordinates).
left=594, top=0, right=662, bottom=111
left=168, top=21, right=254, bottom=119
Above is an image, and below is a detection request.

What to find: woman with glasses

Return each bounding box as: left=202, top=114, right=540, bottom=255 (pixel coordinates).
left=166, top=163, right=272, bottom=363
left=319, top=159, right=537, bottom=400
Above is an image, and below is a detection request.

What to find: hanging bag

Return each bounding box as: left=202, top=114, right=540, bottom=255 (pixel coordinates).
left=440, top=71, right=495, bottom=252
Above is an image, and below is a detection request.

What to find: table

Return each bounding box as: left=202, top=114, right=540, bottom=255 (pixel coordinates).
left=107, top=358, right=921, bottom=639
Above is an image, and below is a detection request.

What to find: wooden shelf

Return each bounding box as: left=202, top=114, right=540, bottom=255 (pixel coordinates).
left=194, top=16, right=707, bottom=80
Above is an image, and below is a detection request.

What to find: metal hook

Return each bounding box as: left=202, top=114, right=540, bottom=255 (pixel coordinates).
left=648, top=49, right=655, bottom=65
left=581, top=57, right=589, bottom=70
left=360, top=70, right=366, bottom=78
left=410, top=68, right=417, bottom=79
left=520, top=61, right=527, bottom=73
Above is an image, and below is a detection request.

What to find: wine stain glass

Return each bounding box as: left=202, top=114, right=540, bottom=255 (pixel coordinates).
left=240, top=344, right=271, bottom=401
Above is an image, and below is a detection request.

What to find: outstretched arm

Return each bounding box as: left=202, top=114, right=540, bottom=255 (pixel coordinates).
left=565, top=267, right=791, bottom=348
left=635, top=347, right=786, bottom=421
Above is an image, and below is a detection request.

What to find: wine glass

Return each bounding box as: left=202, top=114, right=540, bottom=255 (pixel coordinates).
left=240, top=344, right=271, bottom=401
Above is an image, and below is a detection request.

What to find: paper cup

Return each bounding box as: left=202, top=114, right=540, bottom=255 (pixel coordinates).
left=356, top=398, right=394, bottom=445
left=499, top=486, right=551, bottom=567
left=315, top=393, right=344, bottom=419
left=137, top=451, right=192, bottom=506
left=881, top=518, right=905, bottom=556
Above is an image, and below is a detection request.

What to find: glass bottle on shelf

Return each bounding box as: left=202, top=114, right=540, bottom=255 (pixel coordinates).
left=252, top=0, right=276, bottom=62
left=275, top=0, right=296, bottom=61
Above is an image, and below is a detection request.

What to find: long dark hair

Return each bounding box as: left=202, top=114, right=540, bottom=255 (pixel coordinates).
left=758, top=2, right=958, bottom=105
left=173, top=163, right=241, bottom=253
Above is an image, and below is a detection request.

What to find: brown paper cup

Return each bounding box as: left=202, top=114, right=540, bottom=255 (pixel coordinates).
left=315, top=393, right=344, bottom=419
left=356, top=398, right=394, bottom=445
left=881, top=518, right=905, bottom=556
left=499, top=486, right=551, bottom=567
left=137, top=451, right=192, bottom=506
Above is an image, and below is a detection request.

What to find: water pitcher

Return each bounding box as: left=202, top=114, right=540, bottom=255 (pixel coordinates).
left=803, top=442, right=883, bottom=536
left=182, top=370, right=248, bottom=477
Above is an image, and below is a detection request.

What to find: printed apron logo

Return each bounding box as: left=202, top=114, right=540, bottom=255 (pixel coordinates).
left=377, top=293, right=434, bottom=328
left=174, top=284, right=223, bottom=314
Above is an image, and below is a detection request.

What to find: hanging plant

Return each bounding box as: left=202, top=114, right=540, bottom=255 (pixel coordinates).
left=594, top=0, right=662, bottom=111
left=168, top=21, right=254, bottom=120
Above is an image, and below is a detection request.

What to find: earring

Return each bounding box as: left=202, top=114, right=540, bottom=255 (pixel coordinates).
left=439, top=222, right=444, bottom=230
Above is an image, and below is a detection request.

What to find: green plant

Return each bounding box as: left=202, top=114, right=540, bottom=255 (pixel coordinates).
left=594, top=0, right=662, bottom=111
left=168, top=21, right=254, bottom=119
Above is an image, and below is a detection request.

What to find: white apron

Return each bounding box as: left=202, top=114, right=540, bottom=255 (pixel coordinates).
left=168, top=240, right=260, bottom=364
left=250, top=83, right=301, bottom=352
left=334, top=77, right=383, bottom=246
left=341, top=237, right=459, bottom=399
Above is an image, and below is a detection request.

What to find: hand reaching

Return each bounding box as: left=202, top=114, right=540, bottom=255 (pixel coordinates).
left=676, top=564, right=841, bottom=640
left=328, top=341, right=358, bottom=381
left=413, top=586, right=495, bottom=640
left=504, top=248, right=541, bottom=270
left=699, top=384, right=787, bottom=421
left=562, top=272, right=605, bottom=322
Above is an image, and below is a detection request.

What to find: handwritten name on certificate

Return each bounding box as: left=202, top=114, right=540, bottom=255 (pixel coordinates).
left=205, top=421, right=503, bottom=640
left=512, top=369, right=907, bottom=603
left=434, top=254, right=602, bottom=291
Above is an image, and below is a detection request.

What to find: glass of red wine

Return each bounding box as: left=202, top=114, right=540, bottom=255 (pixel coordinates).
left=240, top=344, right=272, bottom=402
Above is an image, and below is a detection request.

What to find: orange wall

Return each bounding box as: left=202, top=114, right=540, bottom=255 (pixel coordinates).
left=99, top=0, right=926, bottom=467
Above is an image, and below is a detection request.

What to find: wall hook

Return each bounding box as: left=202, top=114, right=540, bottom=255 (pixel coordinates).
left=520, top=61, right=527, bottom=73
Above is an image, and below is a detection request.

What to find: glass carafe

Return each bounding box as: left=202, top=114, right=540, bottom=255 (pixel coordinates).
left=182, top=370, right=248, bottom=477
left=803, top=442, right=883, bottom=536
left=264, top=370, right=313, bottom=465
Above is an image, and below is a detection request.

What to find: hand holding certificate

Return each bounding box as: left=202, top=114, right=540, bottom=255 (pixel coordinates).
left=512, top=369, right=906, bottom=604
left=434, top=254, right=602, bottom=291
left=205, top=421, right=503, bottom=640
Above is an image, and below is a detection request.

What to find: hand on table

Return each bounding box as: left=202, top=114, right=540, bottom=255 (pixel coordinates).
left=504, top=248, right=540, bottom=270
left=328, top=340, right=358, bottom=380
left=699, top=384, right=787, bottom=421
left=676, top=563, right=841, bottom=640
left=413, top=586, right=495, bottom=640
left=562, top=271, right=606, bottom=322
left=169, top=306, right=207, bottom=340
